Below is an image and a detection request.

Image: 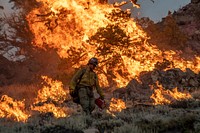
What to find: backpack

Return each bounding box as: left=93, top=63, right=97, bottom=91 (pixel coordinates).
left=70, top=68, right=86, bottom=104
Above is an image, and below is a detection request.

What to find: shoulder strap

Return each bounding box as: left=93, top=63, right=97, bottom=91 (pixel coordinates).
left=77, top=68, right=86, bottom=85
left=94, top=72, right=97, bottom=80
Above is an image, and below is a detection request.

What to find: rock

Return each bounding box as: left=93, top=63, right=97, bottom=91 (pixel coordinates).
left=125, top=78, right=152, bottom=102
left=175, top=15, right=193, bottom=26
left=188, top=78, right=199, bottom=87
left=126, top=79, right=141, bottom=94
left=151, top=69, right=161, bottom=83
left=157, top=70, right=177, bottom=89
left=154, top=59, right=172, bottom=70
left=139, top=71, right=153, bottom=85
left=112, top=87, right=127, bottom=100
left=186, top=68, right=196, bottom=78
left=191, top=0, right=200, bottom=4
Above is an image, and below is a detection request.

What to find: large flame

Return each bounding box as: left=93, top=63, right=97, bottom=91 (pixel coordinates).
left=0, top=76, right=72, bottom=122
left=0, top=95, right=30, bottom=122
left=27, top=0, right=112, bottom=55
left=27, top=0, right=200, bottom=87
left=150, top=82, right=192, bottom=105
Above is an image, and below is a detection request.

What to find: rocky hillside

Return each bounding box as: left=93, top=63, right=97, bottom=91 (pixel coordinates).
left=173, top=0, right=200, bottom=54
left=142, top=0, right=200, bottom=57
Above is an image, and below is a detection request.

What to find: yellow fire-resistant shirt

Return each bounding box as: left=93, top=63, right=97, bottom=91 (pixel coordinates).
left=69, top=66, right=104, bottom=98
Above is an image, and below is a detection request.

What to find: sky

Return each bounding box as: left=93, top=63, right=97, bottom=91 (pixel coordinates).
left=1, top=0, right=190, bottom=22
left=108, top=0, right=190, bottom=22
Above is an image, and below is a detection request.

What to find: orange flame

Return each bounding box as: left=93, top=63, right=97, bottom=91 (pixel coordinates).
left=109, top=98, right=126, bottom=112
left=31, top=76, right=71, bottom=118
left=26, top=0, right=200, bottom=88
left=0, top=95, right=30, bottom=122
left=32, top=103, right=69, bottom=118
left=34, top=76, right=68, bottom=104
left=150, top=82, right=192, bottom=105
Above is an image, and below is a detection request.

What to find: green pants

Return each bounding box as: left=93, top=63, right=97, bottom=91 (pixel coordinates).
left=78, top=87, right=95, bottom=115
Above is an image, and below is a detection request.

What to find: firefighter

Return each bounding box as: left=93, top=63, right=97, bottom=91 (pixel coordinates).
left=69, top=57, right=104, bottom=115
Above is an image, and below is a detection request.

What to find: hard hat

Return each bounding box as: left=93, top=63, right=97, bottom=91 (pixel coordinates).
left=88, top=57, right=98, bottom=66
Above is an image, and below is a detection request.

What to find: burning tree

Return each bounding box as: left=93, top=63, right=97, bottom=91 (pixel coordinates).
left=25, top=0, right=200, bottom=89
left=88, top=24, right=131, bottom=86
left=87, top=9, right=132, bottom=86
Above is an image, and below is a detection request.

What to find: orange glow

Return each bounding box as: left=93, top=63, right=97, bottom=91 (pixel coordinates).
left=150, top=82, right=192, bottom=105
left=0, top=95, right=30, bottom=122
left=26, top=0, right=200, bottom=88
left=34, top=76, right=68, bottom=104
left=32, top=103, right=69, bottom=118
left=31, top=76, right=71, bottom=118
left=109, top=98, right=126, bottom=112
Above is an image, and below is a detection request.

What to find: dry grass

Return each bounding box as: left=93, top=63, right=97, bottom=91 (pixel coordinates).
left=0, top=84, right=200, bottom=133
left=192, top=89, right=200, bottom=100
left=0, top=105, right=200, bottom=133
left=0, top=84, right=39, bottom=106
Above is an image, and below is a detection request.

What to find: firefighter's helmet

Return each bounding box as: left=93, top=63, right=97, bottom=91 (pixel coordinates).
left=88, top=57, right=98, bottom=66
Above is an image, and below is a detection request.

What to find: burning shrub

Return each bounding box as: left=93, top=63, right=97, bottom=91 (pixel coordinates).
left=31, top=76, right=73, bottom=118
left=0, top=95, right=30, bottom=122
left=88, top=24, right=132, bottom=86
left=106, top=8, right=131, bottom=23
